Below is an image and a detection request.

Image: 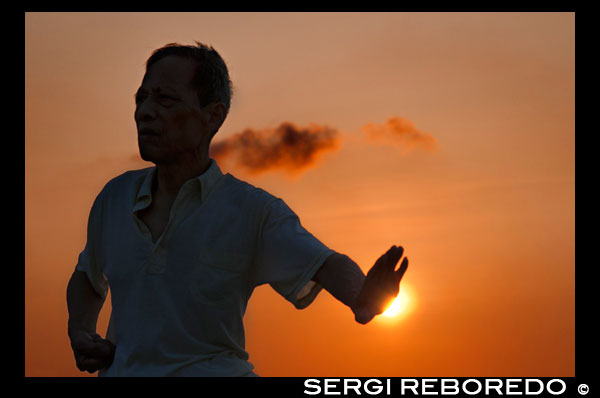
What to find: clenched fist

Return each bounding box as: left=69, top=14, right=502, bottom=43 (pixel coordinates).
left=68, top=329, right=115, bottom=373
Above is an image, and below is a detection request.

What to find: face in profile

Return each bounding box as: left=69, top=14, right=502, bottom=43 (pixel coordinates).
left=134, top=55, right=212, bottom=165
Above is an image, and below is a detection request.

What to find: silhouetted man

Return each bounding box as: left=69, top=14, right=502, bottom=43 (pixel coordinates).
left=66, top=42, right=409, bottom=376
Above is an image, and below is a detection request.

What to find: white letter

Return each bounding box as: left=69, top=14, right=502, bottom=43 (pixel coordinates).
left=506, top=379, right=522, bottom=395
left=485, top=379, right=503, bottom=395
left=441, top=379, right=459, bottom=395
left=402, top=379, right=419, bottom=395
left=325, top=379, right=341, bottom=395
left=422, top=379, right=438, bottom=395
left=387, top=379, right=391, bottom=395
left=525, top=379, right=544, bottom=395
left=305, top=379, right=321, bottom=395
left=364, top=379, right=383, bottom=395
left=546, top=379, right=566, bottom=396
left=344, top=379, right=362, bottom=395
left=462, top=379, right=482, bottom=395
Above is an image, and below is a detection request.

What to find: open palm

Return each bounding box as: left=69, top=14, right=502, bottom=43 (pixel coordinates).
left=354, top=245, right=409, bottom=324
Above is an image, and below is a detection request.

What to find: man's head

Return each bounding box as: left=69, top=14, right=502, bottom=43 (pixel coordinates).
left=135, top=42, right=233, bottom=165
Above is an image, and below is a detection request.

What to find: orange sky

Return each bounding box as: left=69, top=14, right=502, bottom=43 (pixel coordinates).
left=25, top=12, right=574, bottom=377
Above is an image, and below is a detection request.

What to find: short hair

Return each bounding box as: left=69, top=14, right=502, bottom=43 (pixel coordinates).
left=146, top=41, right=233, bottom=121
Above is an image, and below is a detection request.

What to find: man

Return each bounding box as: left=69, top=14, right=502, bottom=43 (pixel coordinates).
left=66, top=42, right=409, bottom=376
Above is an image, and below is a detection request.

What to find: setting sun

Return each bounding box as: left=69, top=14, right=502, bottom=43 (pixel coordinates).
left=381, top=284, right=415, bottom=319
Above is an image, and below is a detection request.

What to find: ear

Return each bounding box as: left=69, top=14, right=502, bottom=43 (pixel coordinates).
left=206, top=102, right=227, bottom=134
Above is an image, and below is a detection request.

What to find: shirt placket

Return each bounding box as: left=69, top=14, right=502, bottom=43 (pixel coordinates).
left=147, top=246, right=167, bottom=274
left=145, top=180, right=198, bottom=275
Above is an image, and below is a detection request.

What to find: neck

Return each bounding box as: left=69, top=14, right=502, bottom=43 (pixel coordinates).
left=153, top=155, right=211, bottom=198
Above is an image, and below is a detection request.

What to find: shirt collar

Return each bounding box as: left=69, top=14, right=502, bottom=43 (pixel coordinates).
left=134, top=159, right=223, bottom=212
left=195, top=158, right=224, bottom=202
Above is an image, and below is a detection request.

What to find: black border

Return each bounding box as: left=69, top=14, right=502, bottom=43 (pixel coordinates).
left=24, top=6, right=583, bottom=394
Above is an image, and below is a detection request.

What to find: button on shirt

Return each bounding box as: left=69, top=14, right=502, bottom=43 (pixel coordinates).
left=75, top=159, right=335, bottom=376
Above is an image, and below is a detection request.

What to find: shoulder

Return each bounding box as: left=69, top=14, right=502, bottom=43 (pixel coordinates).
left=94, top=167, right=153, bottom=205
left=220, top=173, right=280, bottom=209
left=105, top=167, right=151, bottom=190
left=218, top=174, right=299, bottom=225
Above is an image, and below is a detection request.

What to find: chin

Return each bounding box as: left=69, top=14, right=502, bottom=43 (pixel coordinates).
left=139, top=153, right=156, bottom=164
left=139, top=145, right=177, bottom=166
left=138, top=146, right=160, bottom=164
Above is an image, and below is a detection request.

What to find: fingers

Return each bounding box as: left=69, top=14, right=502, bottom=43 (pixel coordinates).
left=71, top=333, right=115, bottom=373
left=386, top=245, right=403, bottom=260
left=394, top=257, right=409, bottom=284
left=90, top=334, right=116, bottom=358
left=74, top=340, right=115, bottom=373
left=383, top=245, right=403, bottom=270
left=76, top=354, right=110, bottom=373
left=378, top=245, right=409, bottom=290
left=390, top=246, right=404, bottom=271
left=70, top=330, right=116, bottom=373
left=372, top=245, right=403, bottom=273
left=77, top=339, right=112, bottom=358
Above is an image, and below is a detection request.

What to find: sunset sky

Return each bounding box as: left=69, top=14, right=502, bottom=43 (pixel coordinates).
left=25, top=12, right=574, bottom=377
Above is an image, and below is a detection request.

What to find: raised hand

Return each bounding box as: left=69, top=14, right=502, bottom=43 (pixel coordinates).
left=353, top=245, right=409, bottom=324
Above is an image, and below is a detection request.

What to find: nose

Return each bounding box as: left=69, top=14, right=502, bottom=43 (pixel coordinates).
left=135, top=98, right=156, bottom=124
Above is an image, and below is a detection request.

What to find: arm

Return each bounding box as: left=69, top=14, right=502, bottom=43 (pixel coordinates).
left=67, top=269, right=105, bottom=335
left=313, top=253, right=367, bottom=321
left=66, top=270, right=115, bottom=373
left=314, top=246, right=409, bottom=324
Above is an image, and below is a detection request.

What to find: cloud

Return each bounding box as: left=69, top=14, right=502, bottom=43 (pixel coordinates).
left=361, top=117, right=437, bottom=153
left=209, top=122, right=341, bottom=176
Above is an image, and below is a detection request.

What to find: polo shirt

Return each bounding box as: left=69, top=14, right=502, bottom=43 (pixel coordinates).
left=75, top=159, right=335, bottom=376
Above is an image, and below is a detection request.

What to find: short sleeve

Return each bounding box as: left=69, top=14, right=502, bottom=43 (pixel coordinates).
left=75, top=190, right=108, bottom=300
left=254, top=198, right=335, bottom=309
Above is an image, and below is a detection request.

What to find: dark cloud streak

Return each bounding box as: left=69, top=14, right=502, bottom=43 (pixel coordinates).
left=209, top=122, right=341, bottom=176
left=209, top=116, right=437, bottom=178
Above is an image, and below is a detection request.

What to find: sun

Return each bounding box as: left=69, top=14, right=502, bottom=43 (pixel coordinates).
left=381, top=284, right=415, bottom=320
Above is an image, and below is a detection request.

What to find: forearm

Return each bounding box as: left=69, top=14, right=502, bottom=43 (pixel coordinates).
left=66, top=270, right=105, bottom=336
left=313, top=253, right=366, bottom=315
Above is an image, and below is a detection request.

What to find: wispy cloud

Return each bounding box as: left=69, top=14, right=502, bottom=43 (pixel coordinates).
left=361, top=117, right=437, bottom=154
left=209, top=122, right=341, bottom=176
